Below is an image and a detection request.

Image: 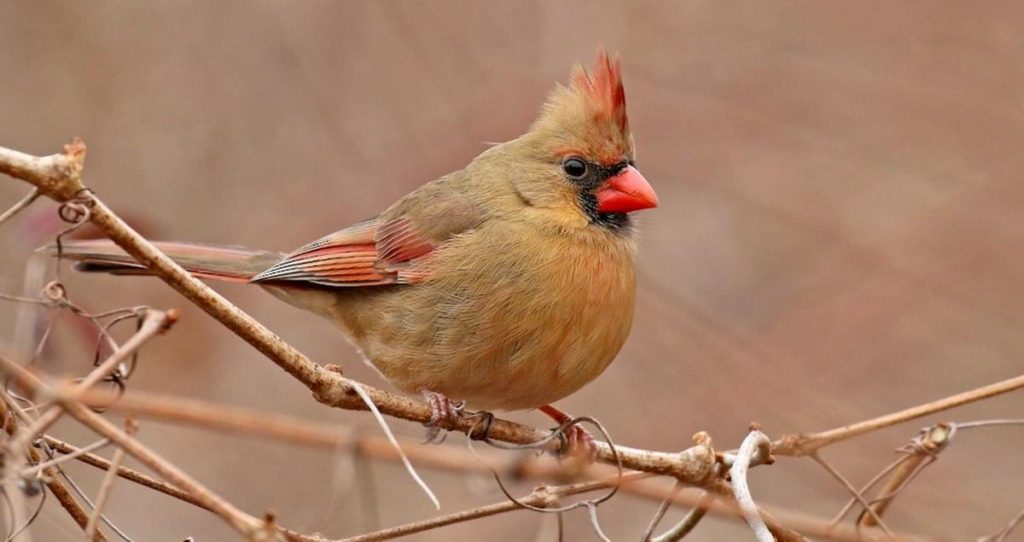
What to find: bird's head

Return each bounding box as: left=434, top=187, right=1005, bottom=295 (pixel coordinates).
left=508, top=49, right=658, bottom=230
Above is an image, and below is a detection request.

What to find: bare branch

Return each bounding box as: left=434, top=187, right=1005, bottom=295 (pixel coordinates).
left=0, top=354, right=265, bottom=539
left=775, top=373, right=1024, bottom=456
left=40, top=435, right=207, bottom=512
left=78, top=389, right=514, bottom=475
left=0, top=396, right=108, bottom=541
left=4, top=308, right=173, bottom=464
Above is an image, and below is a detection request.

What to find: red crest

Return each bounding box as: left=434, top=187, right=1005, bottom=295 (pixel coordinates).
left=570, top=49, right=628, bottom=134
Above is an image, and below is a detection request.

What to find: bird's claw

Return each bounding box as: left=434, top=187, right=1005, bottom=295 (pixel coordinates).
left=556, top=423, right=598, bottom=463
left=422, top=390, right=464, bottom=444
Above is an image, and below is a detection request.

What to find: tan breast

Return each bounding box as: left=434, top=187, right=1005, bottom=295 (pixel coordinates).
left=310, top=215, right=637, bottom=411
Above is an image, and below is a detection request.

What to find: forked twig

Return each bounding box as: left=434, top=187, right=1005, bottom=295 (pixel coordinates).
left=0, top=354, right=265, bottom=539
left=811, top=452, right=896, bottom=538
left=0, top=396, right=108, bottom=541
left=860, top=423, right=951, bottom=527
left=4, top=308, right=173, bottom=465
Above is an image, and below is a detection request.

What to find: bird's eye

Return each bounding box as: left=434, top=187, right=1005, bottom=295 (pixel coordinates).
left=562, top=158, right=588, bottom=180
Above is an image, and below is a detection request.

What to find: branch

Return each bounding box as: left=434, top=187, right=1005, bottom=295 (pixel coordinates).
left=4, top=308, right=173, bottom=465
left=0, top=353, right=268, bottom=539
left=78, top=388, right=515, bottom=475
left=775, top=373, right=1024, bottom=456
left=0, top=396, right=108, bottom=541
left=41, top=435, right=206, bottom=511
left=83, top=429, right=129, bottom=539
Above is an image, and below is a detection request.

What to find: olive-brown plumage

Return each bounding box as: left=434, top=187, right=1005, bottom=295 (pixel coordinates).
left=58, top=50, right=658, bottom=419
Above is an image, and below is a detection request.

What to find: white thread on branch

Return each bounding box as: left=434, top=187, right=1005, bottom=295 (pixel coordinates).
left=349, top=381, right=440, bottom=510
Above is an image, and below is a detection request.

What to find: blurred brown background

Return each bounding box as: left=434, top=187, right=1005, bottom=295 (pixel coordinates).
left=2, top=2, right=1023, bottom=540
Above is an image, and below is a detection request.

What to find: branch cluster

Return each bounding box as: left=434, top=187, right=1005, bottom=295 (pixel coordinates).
left=1, top=140, right=1022, bottom=541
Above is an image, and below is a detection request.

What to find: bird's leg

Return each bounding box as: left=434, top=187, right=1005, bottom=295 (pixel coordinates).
left=539, top=404, right=597, bottom=462
left=421, top=390, right=464, bottom=444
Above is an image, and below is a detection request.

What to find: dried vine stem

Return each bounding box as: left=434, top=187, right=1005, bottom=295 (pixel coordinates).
left=33, top=397, right=938, bottom=542
left=4, top=308, right=173, bottom=465
left=0, top=187, right=39, bottom=226
left=83, top=420, right=133, bottom=539
left=341, top=470, right=932, bottom=542
left=0, top=139, right=716, bottom=481
left=774, top=373, right=1024, bottom=456
left=74, top=388, right=516, bottom=475
left=0, top=354, right=268, bottom=539
left=0, top=396, right=109, bottom=541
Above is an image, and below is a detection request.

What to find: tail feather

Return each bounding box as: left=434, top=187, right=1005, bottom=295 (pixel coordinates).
left=48, top=240, right=284, bottom=284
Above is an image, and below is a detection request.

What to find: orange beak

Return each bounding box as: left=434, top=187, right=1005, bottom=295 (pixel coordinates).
left=595, top=166, right=659, bottom=213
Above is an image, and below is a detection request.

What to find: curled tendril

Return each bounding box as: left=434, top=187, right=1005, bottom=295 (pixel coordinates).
left=41, top=280, right=67, bottom=304
left=464, top=414, right=624, bottom=521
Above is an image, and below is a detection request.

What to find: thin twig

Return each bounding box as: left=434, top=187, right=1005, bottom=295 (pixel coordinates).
left=77, top=388, right=513, bottom=475
left=4, top=308, right=172, bottom=465
left=979, top=507, right=1024, bottom=542
left=811, top=452, right=895, bottom=538
left=652, top=492, right=715, bottom=542
left=0, top=396, right=108, bottom=541
left=0, top=188, right=40, bottom=227
left=15, top=438, right=109, bottom=480
left=775, top=373, right=1024, bottom=456
left=641, top=480, right=682, bottom=541
left=0, top=354, right=264, bottom=539
left=83, top=445, right=126, bottom=539
left=40, top=435, right=206, bottom=511
left=955, top=419, right=1024, bottom=430
left=829, top=454, right=911, bottom=526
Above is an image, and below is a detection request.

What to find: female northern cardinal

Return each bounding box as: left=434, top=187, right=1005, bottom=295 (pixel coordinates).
left=58, top=50, right=657, bottom=451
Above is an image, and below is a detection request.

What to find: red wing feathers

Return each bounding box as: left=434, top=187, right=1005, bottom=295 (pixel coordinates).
left=250, top=217, right=435, bottom=287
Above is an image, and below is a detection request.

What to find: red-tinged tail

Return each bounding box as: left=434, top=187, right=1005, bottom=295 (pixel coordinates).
left=48, top=240, right=284, bottom=284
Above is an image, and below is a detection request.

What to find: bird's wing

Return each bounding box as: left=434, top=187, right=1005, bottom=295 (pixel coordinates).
left=251, top=183, right=485, bottom=287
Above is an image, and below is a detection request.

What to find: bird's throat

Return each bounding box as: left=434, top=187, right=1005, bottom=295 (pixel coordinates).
left=579, top=193, right=630, bottom=231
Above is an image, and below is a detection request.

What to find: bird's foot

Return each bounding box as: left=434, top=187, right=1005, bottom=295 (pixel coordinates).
left=421, top=390, right=464, bottom=444
left=539, top=404, right=597, bottom=463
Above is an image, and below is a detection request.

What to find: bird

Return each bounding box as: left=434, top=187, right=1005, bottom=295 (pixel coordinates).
left=55, top=50, right=658, bottom=455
